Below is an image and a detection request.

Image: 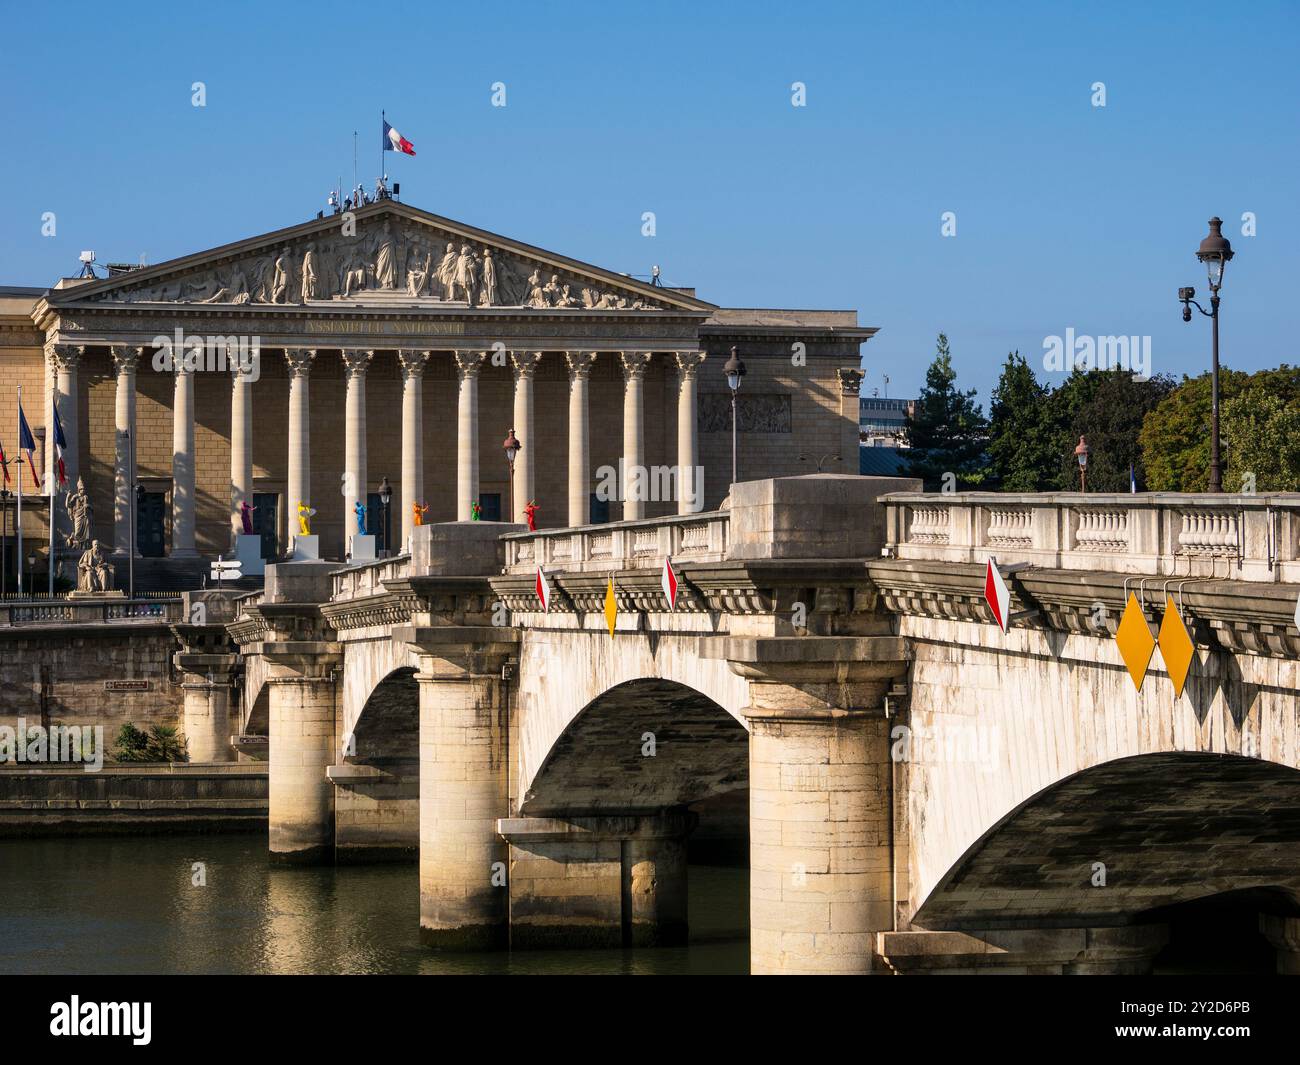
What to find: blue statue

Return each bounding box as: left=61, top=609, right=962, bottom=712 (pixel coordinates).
left=354, top=500, right=367, bottom=535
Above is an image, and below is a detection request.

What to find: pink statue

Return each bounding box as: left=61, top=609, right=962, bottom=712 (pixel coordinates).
left=239, top=501, right=256, bottom=536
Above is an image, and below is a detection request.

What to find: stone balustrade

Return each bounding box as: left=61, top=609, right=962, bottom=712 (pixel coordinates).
left=503, top=511, right=729, bottom=574
left=330, top=554, right=413, bottom=602
left=881, top=492, right=1300, bottom=582
left=0, top=597, right=183, bottom=626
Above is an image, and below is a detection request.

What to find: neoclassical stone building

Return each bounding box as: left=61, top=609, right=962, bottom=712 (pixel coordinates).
left=0, top=200, right=872, bottom=582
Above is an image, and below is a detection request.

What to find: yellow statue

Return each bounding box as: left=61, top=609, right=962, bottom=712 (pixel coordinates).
left=412, top=502, right=428, bottom=527
left=297, top=501, right=315, bottom=536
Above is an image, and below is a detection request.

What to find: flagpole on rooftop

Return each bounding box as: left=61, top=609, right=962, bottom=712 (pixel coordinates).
left=15, top=386, right=22, bottom=598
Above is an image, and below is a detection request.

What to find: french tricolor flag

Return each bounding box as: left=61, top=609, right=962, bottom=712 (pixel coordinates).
left=383, top=118, right=415, bottom=156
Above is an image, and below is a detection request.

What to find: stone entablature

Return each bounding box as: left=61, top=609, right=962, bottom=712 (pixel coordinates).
left=882, top=491, right=1300, bottom=583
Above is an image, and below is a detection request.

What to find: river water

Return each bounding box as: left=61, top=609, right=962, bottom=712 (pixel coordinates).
left=0, top=833, right=749, bottom=975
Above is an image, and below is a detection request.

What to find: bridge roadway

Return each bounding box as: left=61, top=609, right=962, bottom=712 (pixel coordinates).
left=179, top=476, right=1300, bottom=973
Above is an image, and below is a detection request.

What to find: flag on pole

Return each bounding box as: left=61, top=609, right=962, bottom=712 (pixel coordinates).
left=0, top=433, right=9, bottom=486
left=662, top=556, right=679, bottom=611
left=535, top=565, right=551, bottom=613
left=983, top=556, right=1011, bottom=634
left=51, top=401, right=68, bottom=487
left=1130, top=462, right=1137, bottom=494
left=382, top=119, right=416, bottom=156
left=17, top=402, right=41, bottom=488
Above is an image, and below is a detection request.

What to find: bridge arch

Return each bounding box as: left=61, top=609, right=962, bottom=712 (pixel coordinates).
left=912, top=751, right=1300, bottom=934
left=514, top=628, right=749, bottom=809
left=520, top=677, right=748, bottom=816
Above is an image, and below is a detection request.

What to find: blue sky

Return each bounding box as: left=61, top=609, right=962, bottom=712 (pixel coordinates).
left=1, top=0, right=1295, bottom=404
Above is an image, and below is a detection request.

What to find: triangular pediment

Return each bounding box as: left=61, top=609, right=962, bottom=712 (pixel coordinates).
left=47, top=202, right=714, bottom=315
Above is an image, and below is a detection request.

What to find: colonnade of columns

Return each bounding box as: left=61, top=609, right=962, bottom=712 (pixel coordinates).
left=50, top=343, right=707, bottom=562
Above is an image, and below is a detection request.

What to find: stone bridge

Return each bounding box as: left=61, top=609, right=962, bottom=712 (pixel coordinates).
left=191, top=477, right=1300, bottom=974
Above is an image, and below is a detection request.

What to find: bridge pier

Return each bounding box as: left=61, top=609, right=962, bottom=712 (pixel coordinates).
left=497, top=811, right=693, bottom=948
left=403, top=625, right=517, bottom=951
left=725, top=636, right=911, bottom=975
left=265, top=655, right=341, bottom=863
left=177, top=661, right=238, bottom=763
left=877, top=926, right=1170, bottom=975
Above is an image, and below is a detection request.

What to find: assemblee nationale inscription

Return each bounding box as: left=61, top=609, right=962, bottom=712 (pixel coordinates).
left=307, top=320, right=465, bottom=335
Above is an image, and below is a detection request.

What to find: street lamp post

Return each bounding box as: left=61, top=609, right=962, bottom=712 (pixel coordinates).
left=378, top=476, right=393, bottom=557
left=1074, top=435, right=1091, bottom=492
left=502, top=429, right=521, bottom=524
left=1179, top=217, right=1235, bottom=493
left=723, top=346, right=746, bottom=487
left=1, top=485, right=9, bottom=596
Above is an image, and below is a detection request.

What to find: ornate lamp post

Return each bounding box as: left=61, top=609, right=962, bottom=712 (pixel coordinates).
left=1074, top=435, right=1091, bottom=492
left=723, top=346, right=746, bottom=487
left=502, top=428, right=521, bottom=524
left=1179, top=217, right=1235, bottom=493
left=378, top=476, right=393, bottom=557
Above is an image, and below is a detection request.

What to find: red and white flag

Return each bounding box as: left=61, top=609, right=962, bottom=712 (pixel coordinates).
left=662, top=556, right=678, bottom=611
left=535, top=565, right=551, bottom=613
left=984, top=556, right=1011, bottom=633
left=382, top=118, right=416, bottom=156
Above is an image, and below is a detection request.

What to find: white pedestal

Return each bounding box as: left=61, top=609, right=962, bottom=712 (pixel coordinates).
left=234, top=533, right=265, bottom=576
left=291, top=534, right=320, bottom=561
left=349, top=534, right=376, bottom=562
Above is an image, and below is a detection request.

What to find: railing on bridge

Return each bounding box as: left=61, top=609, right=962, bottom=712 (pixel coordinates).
left=0, top=597, right=184, bottom=626
left=330, top=553, right=412, bottom=602
left=502, top=511, right=729, bottom=574
left=881, top=492, right=1300, bottom=582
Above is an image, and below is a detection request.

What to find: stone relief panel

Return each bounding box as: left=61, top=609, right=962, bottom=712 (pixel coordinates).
left=698, top=394, right=793, bottom=433
left=96, top=215, right=673, bottom=312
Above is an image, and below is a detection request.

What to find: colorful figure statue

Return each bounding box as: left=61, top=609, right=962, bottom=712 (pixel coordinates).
left=239, top=501, right=256, bottom=536
left=297, top=502, right=315, bottom=536
left=471, top=501, right=481, bottom=521
left=412, top=502, right=427, bottom=527
left=523, top=500, right=539, bottom=532
left=354, top=500, right=367, bottom=535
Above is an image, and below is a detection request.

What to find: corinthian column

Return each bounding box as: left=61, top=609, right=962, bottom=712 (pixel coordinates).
left=675, top=351, right=706, bottom=514
left=509, top=351, right=541, bottom=523
left=455, top=351, right=486, bottom=521
left=111, top=346, right=142, bottom=555
left=171, top=358, right=198, bottom=557
left=342, top=349, right=373, bottom=545
left=399, top=349, right=430, bottom=546
left=229, top=354, right=254, bottom=547
left=50, top=344, right=81, bottom=492
left=620, top=351, right=653, bottom=520
left=285, top=348, right=317, bottom=543
left=565, top=351, right=598, bottom=527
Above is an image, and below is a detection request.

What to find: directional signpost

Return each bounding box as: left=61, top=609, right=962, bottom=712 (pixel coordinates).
left=211, top=556, right=242, bottom=588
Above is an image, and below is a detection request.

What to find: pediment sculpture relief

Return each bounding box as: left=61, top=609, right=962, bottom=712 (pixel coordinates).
left=100, top=217, right=670, bottom=311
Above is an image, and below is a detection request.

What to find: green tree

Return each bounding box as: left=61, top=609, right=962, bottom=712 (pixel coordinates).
left=1139, top=367, right=1261, bottom=492
left=987, top=352, right=1054, bottom=490
left=1049, top=368, right=1175, bottom=491
left=112, top=723, right=150, bottom=762
left=1220, top=366, right=1300, bottom=491
left=903, top=334, right=988, bottom=489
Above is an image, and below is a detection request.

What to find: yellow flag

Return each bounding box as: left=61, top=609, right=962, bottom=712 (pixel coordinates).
left=604, top=575, right=618, bottom=637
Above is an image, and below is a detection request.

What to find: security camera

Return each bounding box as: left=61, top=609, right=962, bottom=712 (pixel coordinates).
left=79, top=250, right=95, bottom=264
left=1178, top=286, right=1195, bottom=301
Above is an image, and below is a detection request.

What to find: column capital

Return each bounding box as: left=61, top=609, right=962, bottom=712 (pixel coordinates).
left=111, top=345, right=144, bottom=375
left=619, top=350, right=654, bottom=380
left=341, top=348, right=375, bottom=378
left=565, top=350, right=598, bottom=381
left=284, top=347, right=317, bottom=378
left=455, top=350, right=487, bottom=380
left=510, top=350, right=543, bottom=378
left=837, top=367, right=865, bottom=395
left=50, top=343, right=82, bottom=372
left=674, top=350, right=707, bottom=378
left=399, top=348, right=431, bottom=381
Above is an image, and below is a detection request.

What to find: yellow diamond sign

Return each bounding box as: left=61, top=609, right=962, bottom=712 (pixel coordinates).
left=604, top=575, right=618, bottom=637
left=1158, top=595, right=1195, bottom=698
left=1115, top=592, right=1156, bottom=692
